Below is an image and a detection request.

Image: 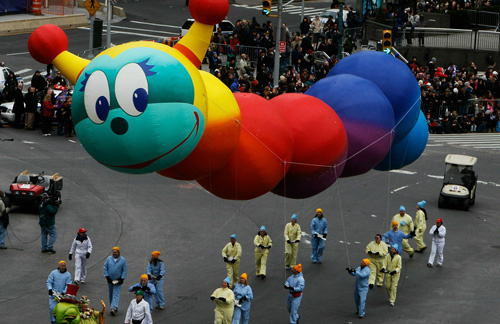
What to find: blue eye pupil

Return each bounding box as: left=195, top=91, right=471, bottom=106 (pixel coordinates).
left=96, top=96, right=110, bottom=121
left=133, top=88, right=148, bottom=113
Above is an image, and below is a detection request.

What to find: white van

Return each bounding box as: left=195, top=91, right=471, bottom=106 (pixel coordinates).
left=180, top=18, right=235, bottom=37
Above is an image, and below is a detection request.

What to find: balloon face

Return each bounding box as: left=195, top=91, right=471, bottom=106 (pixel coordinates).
left=72, top=45, right=207, bottom=174
left=307, top=74, right=395, bottom=177
left=329, top=51, right=421, bottom=143
left=374, top=110, right=429, bottom=171
left=158, top=71, right=241, bottom=180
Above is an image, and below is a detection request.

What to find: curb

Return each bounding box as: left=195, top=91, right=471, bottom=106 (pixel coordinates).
left=0, top=14, right=89, bottom=36
left=0, top=1, right=126, bottom=36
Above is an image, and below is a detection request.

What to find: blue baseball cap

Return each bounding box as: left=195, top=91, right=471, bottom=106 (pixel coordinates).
left=291, top=214, right=297, bottom=220
left=230, top=234, right=237, bottom=240
left=399, top=206, right=406, bottom=212
left=260, top=225, right=266, bottom=231
left=418, top=200, right=426, bottom=208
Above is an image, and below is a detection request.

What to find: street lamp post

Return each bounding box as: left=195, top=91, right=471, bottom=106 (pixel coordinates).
left=273, top=0, right=283, bottom=87
left=337, top=0, right=345, bottom=60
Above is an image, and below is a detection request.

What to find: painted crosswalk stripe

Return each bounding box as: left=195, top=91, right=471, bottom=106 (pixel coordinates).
left=428, top=133, right=500, bottom=150
left=15, top=68, right=32, bottom=75
left=130, top=21, right=181, bottom=29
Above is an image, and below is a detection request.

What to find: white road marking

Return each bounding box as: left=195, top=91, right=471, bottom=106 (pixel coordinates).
left=428, top=175, right=444, bottom=179
left=78, top=27, right=174, bottom=38
left=390, top=170, right=417, bottom=175
left=108, top=25, right=179, bottom=36
left=6, top=52, right=30, bottom=56
left=392, top=185, right=409, bottom=192
left=130, top=21, right=181, bottom=29
left=15, top=68, right=32, bottom=75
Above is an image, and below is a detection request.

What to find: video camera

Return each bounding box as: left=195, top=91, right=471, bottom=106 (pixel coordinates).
left=41, top=195, right=59, bottom=206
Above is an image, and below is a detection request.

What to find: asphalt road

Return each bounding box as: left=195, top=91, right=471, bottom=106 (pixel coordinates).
left=0, top=0, right=339, bottom=76
left=1, top=1, right=500, bottom=323
left=1, top=122, right=500, bottom=324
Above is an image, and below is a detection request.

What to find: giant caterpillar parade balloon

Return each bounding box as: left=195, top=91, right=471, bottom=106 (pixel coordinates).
left=28, top=0, right=427, bottom=200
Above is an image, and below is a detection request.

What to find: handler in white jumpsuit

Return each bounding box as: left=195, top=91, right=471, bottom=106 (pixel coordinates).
left=124, top=290, right=153, bottom=324
left=68, top=228, right=92, bottom=285
left=427, top=218, right=446, bottom=267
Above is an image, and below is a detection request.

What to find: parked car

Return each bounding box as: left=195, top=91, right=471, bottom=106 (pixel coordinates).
left=180, top=18, right=235, bottom=37
left=318, top=8, right=350, bottom=27
left=0, top=65, right=23, bottom=92
left=4, top=170, right=63, bottom=210
left=438, top=154, right=477, bottom=211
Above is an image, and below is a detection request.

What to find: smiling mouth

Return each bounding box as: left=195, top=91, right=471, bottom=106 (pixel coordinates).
left=101, top=111, right=200, bottom=170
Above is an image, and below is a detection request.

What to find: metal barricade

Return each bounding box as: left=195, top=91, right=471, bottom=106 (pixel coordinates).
left=209, top=43, right=264, bottom=66
left=468, top=10, right=500, bottom=31
left=38, top=0, right=75, bottom=15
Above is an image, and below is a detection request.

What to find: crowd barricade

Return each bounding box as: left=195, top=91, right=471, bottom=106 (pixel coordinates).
left=34, top=0, right=74, bottom=15
left=208, top=43, right=264, bottom=67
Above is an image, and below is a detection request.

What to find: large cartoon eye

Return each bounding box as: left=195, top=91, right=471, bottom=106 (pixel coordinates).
left=84, top=70, right=110, bottom=124
left=115, top=63, right=149, bottom=116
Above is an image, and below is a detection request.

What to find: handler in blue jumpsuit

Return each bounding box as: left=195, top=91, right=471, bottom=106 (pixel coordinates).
left=284, top=264, right=305, bottom=324
left=232, top=273, right=253, bottom=324
left=103, top=246, right=127, bottom=316
left=346, top=259, right=371, bottom=319
left=147, top=250, right=166, bottom=309
left=310, top=208, right=328, bottom=264
left=47, top=260, right=72, bottom=324
left=128, top=274, right=156, bottom=311
left=382, top=221, right=414, bottom=255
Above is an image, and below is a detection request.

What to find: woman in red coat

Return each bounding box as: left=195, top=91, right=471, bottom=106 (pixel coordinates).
left=42, top=93, right=54, bottom=136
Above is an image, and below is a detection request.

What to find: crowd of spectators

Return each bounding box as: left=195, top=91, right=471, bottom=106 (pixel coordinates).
left=206, top=7, right=360, bottom=99
left=203, top=4, right=499, bottom=134
left=412, top=56, right=500, bottom=133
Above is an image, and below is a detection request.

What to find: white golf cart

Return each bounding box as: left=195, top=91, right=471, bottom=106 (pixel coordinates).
left=438, top=154, right=477, bottom=211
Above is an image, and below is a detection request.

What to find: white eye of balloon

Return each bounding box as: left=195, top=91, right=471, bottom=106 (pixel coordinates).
left=84, top=70, right=110, bottom=124
left=115, top=63, right=149, bottom=116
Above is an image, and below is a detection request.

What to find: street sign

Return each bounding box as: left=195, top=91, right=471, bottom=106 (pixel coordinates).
left=84, top=0, right=101, bottom=16
left=279, top=41, right=286, bottom=53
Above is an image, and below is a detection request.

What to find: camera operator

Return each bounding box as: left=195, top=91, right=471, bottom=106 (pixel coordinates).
left=39, top=193, right=59, bottom=254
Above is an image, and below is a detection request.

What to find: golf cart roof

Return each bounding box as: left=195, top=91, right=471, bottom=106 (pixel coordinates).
left=445, top=154, right=477, bottom=166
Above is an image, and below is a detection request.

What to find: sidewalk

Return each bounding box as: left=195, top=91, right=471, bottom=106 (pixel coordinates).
left=0, top=1, right=125, bottom=36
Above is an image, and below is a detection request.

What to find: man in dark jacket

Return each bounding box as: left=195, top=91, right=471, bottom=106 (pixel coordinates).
left=13, top=83, right=25, bottom=128
left=24, top=86, right=38, bottom=130
left=31, top=70, right=47, bottom=94
left=39, top=193, right=59, bottom=253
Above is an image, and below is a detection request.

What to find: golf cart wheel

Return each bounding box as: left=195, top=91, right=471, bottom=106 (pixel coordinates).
left=54, top=191, right=62, bottom=205
left=438, top=195, right=446, bottom=208
left=462, top=198, right=470, bottom=211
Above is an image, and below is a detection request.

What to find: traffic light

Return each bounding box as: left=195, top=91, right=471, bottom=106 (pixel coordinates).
left=382, top=30, right=392, bottom=53
left=262, top=0, right=271, bottom=16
